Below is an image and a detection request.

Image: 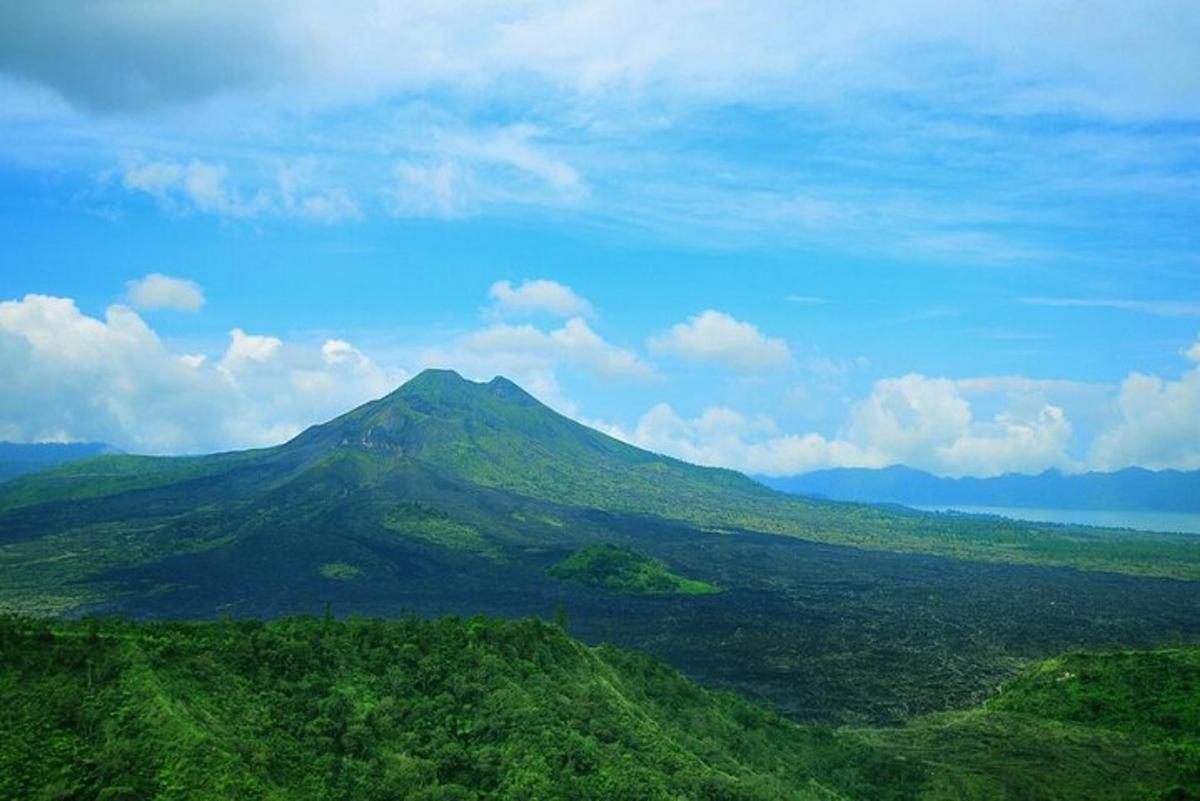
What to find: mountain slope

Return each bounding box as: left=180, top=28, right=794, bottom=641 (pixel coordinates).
left=761, top=465, right=1200, bottom=513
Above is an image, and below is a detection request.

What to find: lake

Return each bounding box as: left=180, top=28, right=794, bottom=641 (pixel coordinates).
left=912, top=505, right=1200, bottom=535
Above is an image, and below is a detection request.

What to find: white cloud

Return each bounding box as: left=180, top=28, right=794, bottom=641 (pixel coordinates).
left=649, top=310, right=791, bottom=370
left=1186, top=335, right=1200, bottom=364
left=125, top=273, right=205, bottom=312
left=424, top=316, right=655, bottom=392
left=603, top=372, right=1076, bottom=477
left=848, top=374, right=1075, bottom=477
left=387, top=126, right=586, bottom=219
left=121, top=157, right=359, bottom=222
left=447, top=124, right=583, bottom=194
left=1089, top=343, right=1200, bottom=470
left=601, top=403, right=881, bottom=475
left=489, top=279, right=595, bottom=318
left=122, top=159, right=268, bottom=218
left=0, top=294, right=403, bottom=453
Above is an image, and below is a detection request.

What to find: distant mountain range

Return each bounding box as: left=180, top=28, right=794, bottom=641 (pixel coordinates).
left=758, top=465, right=1200, bottom=512
left=0, top=441, right=118, bottom=482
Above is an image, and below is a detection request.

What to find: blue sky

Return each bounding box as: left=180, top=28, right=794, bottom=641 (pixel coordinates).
left=1, top=1, right=1198, bottom=476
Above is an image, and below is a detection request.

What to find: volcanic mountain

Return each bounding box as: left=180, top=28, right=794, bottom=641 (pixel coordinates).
left=3, top=369, right=1200, bottom=723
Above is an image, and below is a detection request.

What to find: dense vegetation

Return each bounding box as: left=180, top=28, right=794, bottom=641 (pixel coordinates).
left=762, top=465, right=1200, bottom=513
left=0, top=615, right=920, bottom=801
left=862, top=643, right=1200, bottom=800
left=991, top=646, right=1200, bottom=755
left=548, top=544, right=720, bottom=595
left=2, top=615, right=1197, bottom=801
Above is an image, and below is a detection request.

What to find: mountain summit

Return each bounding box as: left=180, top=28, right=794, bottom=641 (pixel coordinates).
left=279, top=368, right=770, bottom=518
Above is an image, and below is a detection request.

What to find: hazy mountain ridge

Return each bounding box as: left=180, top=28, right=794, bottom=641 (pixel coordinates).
left=0, top=441, right=119, bottom=482
left=760, top=465, right=1200, bottom=513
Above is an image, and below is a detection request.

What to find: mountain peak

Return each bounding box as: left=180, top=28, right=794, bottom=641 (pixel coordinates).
left=287, top=369, right=554, bottom=459
left=387, top=369, right=539, bottom=407
left=399, top=368, right=472, bottom=392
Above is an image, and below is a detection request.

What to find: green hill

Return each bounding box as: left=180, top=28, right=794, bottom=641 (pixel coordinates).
left=548, top=544, right=720, bottom=595
left=863, top=644, right=1200, bottom=800
left=2, top=615, right=1197, bottom=801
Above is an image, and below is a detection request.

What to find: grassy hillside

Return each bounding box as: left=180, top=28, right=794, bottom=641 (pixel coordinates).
left=2, top=615, right=1197, bottom=801
left=548, top=544, right=720, bottom=595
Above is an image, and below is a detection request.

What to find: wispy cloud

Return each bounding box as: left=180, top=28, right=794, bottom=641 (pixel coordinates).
left=0, top=2, right=1193, bottom=267
left=1019, top=297, right=1200, bottom=317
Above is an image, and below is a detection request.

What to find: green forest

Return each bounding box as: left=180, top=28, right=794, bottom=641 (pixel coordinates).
left=2, top=615, right=1197, bottom=801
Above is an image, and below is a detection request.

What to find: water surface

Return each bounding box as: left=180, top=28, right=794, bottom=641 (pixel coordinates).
left=912, top=505, right=1200, bottom=535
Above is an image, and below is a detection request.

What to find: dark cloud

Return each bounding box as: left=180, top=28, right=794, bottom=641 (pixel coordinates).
left=0, top=1, right=283, bottom=111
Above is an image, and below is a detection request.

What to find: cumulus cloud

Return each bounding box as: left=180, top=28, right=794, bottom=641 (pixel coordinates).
left=489, top=279, right=595, bottom=319
left=649, top=310, right=791, bottom=370
left=611, top=337, right=1200, bottom=477
left=0, top=294, right=403, bottom=453
left=604, top=372, right=1076, bottom=477
left=125, top=273, right=205, bottom=312
left=600, top=403, right=880, bottom=475
left=1089, top=340, right=1200, bottom=470
left=421, top=316, right=655, bottom=410
left=849, top=375, right=1075, bottom=476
